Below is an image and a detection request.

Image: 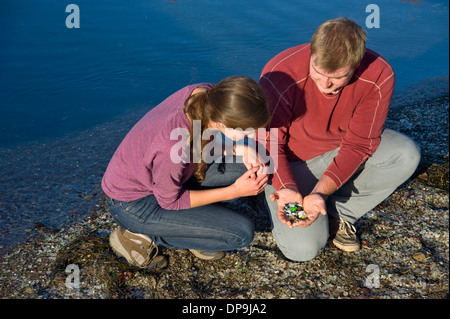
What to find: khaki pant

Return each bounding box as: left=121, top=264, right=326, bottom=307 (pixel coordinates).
left=264, top=129, right=421, bottom=261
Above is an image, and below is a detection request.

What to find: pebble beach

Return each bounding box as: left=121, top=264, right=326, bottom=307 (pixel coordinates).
left=0, top=81, right=448, bottom=300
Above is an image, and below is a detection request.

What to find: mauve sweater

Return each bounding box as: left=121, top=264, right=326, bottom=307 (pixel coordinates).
left=102, top=83, right=213, bottom=210
left=259, top=43, right=395, bottom=191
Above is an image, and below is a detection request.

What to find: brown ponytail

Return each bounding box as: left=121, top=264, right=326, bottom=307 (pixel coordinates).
left=184, top=76, right=269, bottom=182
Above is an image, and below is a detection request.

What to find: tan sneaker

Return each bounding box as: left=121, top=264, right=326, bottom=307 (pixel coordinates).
left=188, top=249, right=226, bottom=261
left=331, top=217, right=360, bottom=252
left=109, top=227, right=168, bottom=269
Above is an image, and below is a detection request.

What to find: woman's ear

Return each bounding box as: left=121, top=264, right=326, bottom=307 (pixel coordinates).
left=208, top=121, right=225, bottom=129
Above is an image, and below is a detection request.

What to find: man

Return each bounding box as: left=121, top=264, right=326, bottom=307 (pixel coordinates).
left=259, top=18, right=420, bottom=261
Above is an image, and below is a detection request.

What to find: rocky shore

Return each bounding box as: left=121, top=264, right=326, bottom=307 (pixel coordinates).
left=0, top=88, right=448, bottom=300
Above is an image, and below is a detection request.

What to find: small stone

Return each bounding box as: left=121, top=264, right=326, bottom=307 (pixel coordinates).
left=412, top=252, right=426, bottom=262
left=25, top=287, right=35, bottom=294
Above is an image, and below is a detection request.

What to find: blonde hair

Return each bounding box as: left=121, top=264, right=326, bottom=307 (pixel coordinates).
left=184, top=76, right=269, bottom=182
left=311, top=18, right=366, bottom=72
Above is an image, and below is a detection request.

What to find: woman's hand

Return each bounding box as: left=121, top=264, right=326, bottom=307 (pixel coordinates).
left=230, top=166, right=268, bottom=198
left=233, top=144, right=268, bottom=177
left=189, top=166, right=268, bottom=208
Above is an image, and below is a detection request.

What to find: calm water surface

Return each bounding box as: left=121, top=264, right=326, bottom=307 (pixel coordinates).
left=0, top=0, right=448, bottom=248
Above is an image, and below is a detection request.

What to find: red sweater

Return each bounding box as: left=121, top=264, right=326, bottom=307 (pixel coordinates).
left=259, top=43, right=395, bottom=191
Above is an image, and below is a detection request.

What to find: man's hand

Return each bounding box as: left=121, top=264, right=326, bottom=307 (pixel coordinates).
left=299, top=193, right=327, bottom=227
left=295, top=174, right=334, bottom=226
left=269, top=188, right=328, bottom=228
left=269, top=187, right=303, bottom=229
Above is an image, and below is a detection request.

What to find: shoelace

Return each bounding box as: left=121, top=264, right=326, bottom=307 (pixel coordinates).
left=139, top=242, right=159, bottom=268
left=338, top=218, right=356, bottom=237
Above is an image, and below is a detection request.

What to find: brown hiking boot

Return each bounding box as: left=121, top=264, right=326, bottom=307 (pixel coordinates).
left=109, top=227, right=168, bottom=269
left=330, top=217, right=360, bottom=252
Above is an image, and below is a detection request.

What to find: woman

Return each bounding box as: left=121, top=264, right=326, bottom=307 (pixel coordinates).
left=102, top=76, right=269, bottom=269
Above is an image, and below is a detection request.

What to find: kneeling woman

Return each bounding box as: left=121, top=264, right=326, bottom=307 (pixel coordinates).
left=102, top=76, right=269, bottom=269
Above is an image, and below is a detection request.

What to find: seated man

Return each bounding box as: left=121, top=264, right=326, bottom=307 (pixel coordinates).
left=259, top=18, right=420, bottom=261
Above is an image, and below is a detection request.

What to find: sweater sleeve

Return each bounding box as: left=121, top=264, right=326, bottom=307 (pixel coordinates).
left=323, top=72, right=395, bottom=188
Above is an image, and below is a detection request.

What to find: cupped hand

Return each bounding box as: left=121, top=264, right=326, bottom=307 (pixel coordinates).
left=270, top=189, right=327, bottom=228
left=294, top=193, right=327, bottom=228
left=269, top=187, right=303, bottom=229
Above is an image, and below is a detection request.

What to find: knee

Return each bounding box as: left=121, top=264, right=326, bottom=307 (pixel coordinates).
left=229, top=217, right=255, bottom=249
left=280, top=243, right=323, bottom=262
left=272, top=213, right=328, bottom=262
left=394, top=134, right=421, bottom=176
left=239, top=222, right=255, bottom=248
left=384, top=130, right=421, bottom=176
left=278, top=237, right=327, bottom=262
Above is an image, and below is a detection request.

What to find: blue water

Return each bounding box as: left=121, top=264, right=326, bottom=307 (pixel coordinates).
left=0, top=0, right=448, bottom=249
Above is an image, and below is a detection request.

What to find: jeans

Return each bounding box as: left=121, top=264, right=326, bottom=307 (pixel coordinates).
left=264, top=129, right=421, bottom=261
left=106, top=160, right=255, bottom=251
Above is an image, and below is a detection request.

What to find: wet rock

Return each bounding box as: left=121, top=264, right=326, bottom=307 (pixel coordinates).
left=412, top=252, right=427, bottom=263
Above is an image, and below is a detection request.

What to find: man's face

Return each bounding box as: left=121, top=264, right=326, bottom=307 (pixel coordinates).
left=309, top=54, right=355, bottom=95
